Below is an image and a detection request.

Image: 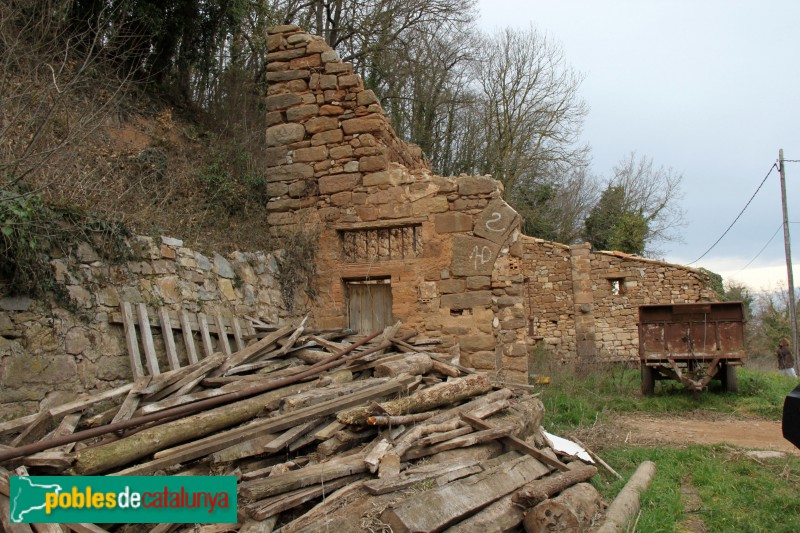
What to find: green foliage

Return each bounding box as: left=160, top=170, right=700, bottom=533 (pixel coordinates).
left=583, top=185, right=649, bottom=255
left=538, top=366, right=789, bottom=435
left=0, top=185, right=132, bottom=300
left=275, top=228, right=319, bottom=310
left=592, top=445, right=800, bottom=533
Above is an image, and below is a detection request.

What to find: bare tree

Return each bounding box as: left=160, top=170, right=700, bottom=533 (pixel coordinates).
left=471, top=26, right=589, bottom=196
left=610, top=152, right=686, bottom=255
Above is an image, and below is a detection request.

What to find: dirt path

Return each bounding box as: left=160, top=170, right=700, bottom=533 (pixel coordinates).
left=606, top=413, right=799, bottom=455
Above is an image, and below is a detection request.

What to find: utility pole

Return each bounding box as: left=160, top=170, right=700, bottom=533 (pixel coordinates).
left=778, top=149, right=798, bottom=372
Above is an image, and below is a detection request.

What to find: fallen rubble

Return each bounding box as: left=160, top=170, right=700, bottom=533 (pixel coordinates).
left=0, top=319, right=622, bottom=532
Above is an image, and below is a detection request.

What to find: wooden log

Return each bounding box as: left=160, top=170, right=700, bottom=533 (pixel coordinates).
left=523, top=482, right=604, bottom=533
left=316, top=428, right=375, bottom=456
left=262, top=421, right=317, bottom=454
left=595, top=461, right=656, bottom=533
left=240, top=518, right=278, bottom=533
left=572, top=437, right=623, bottom=480
left=239, top=454, right=367, bottom=500
left=381, top=452, right=550, bottom=532
left=64, top=525, right=110, bottom=533
left=405, top=427, right=512, bottom=459
left=373, top=353, right=432, bottom=377
left=71, top=381, right=310, bottom=475
left=431, top=359, right=461, bottom=377
left=111, top=377, right=412, bottom=476
left=512, top=464, right=599, bottom=507
left=366, top=411, right=435, bottom=426
left=337, top=373, right=492, bottom=425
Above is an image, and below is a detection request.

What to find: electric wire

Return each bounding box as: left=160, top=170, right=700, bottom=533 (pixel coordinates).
left=731, top=222, right=783, bottom=276
left=685, top=163, right=777, bottom=266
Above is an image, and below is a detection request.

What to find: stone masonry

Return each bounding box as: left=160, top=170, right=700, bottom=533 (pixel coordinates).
left=522, top=236, right=715, bottom=362
left=264, top=25, right=530, bottom=384
left=0, top=235, right=295, bottom=420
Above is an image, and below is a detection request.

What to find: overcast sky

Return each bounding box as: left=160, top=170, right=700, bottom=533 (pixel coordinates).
left=477, top=0, right=800, bottom=293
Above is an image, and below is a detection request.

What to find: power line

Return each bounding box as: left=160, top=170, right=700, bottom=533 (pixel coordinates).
left=730, top=222, right=783, bottom=276
left=686, top=163, right=777, bottom=266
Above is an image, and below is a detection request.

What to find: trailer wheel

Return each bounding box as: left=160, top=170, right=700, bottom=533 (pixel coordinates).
left=641, top=365, right=655, bottom=396
left=723, top=363, right=739, bottom=393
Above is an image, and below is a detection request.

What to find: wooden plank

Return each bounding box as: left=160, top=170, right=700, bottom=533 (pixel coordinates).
left=1, top=493, right=35, bottom=532
left=240, top=454, right=367, bottom=500
left=158, top=308, right=181, bottom=370
left=179, top=310, right=199, bottom=365
left=216, top=324, right=295, bottom=376
left=247, top=474, right=363, bottom=520
left=145, top=353, right=225, bottom=403
left=0, top=384, right=133, bottom=437
left=198, top=313, right=215, bottom=358
left=232, top=318, right=246, bottom=351
left=111, top=376, right=152, bottom=424
left=136, top=303, right=160, bottom=375
left=46, top=413, right=82, bottom=453
left=262, top=421, right=317, bottom=454
left=461, top=413, right=569, bottom=472
left=10, top=410, right=53, bottom=447
left=121, top=301, right=144, bottom=378
left=210, top=434, right=277, bottom=464
left=381, top=453, right=549, bottom=532
left=64, top=525, right=111, bottom=533
left=215, top=312, right=232, bottom=356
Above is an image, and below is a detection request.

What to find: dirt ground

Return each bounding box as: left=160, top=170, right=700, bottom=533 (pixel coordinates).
left=596, top=412, right=800, bottom=456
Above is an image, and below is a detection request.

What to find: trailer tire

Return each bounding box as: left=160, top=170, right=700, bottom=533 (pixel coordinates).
left=641, top=365, right=655, bottom=396
left=723, top=363, right=739, bottom=393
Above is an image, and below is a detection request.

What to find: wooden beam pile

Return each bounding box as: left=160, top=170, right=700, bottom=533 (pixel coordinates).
left=0, top=320, right=613, bottom=532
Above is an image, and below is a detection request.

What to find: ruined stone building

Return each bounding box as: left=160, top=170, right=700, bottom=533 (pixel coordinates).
left=262, top=25, right=716, bottom=384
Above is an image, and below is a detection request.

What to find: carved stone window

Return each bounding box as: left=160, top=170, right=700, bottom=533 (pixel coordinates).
left=340, top=225, right=423, bottom=263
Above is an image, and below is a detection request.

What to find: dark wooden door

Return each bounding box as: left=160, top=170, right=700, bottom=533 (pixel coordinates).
left=346, top=280, right=393, bottom=334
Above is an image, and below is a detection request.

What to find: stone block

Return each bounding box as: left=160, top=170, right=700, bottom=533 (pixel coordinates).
left=289, top=54, right=321, bottom=70
left=440, top=291, right=493, bottom=310
left=293, top=146, right=328, bottom=162
left=473, top=199, right=520, bottom=244
left=466, top=276, right=491, bottom=290
left=330, top=145, right=354, bottom=159
left=451, top=236, right=500, bottom=277
left=286, top=104, right=319, bottom=122
left=359, top=155, right=388, bottom=172
left=266, top=93, right=302, bottom=111
left=330, top=191, right=352, bottom=206
left=362, top=168, right=408, bottom=187
left=319, top=173, right=360, bottom=194
left=468, top=351, right=498, bottom=370
left=266, top=123, right=305, bottom=146
left=357, top=90, right=380, bottom=106
left=304, top=116, right=339, bottom=134
left=458, top=176, right=498, bottom=196
left=311, top=129, right=344, bottom=145
left=434, top=212, right=472, bottom=233
left=341, top=117, right=384, bottom=135
left=412, top=196, right=449, bottom=216
left=266, top=163, right=314, bottom=183
left=438, top=279, right=466, bottom=294
left=338, top=74, right=360, bottom=88
left=266, top=69, right=310, bottom=82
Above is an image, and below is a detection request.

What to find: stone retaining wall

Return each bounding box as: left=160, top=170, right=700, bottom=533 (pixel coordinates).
left=0, top=235, right=294, bottom=420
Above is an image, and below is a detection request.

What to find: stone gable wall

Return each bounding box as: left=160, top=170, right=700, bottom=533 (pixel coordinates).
left=263, top=25, right=530, bottom=384
left=522, top=237, right=715, bottom=362
left=0, top=235, right=293, bottom=420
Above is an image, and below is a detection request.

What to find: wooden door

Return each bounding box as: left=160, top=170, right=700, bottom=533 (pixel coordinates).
left=346, top=279, right=393, bottom=334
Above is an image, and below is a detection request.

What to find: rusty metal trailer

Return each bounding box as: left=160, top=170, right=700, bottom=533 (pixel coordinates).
left=638, top=302, right=746, bottom=395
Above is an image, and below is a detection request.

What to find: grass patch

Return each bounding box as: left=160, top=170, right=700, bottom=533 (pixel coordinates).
left=535, top=364, right=800, bottom=531
left=537, top=365, right=796, bottom=434
left=591, top=445, right=800, bottom=532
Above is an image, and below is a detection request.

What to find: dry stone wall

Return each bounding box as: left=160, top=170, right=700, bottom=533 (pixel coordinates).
left=522, top=237, right=715, bottom=362
left=264, top=25, right=530, bottom=384
left=0, top=235, right=294, bottom=420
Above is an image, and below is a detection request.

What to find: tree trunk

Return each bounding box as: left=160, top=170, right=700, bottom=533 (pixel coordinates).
left=513, top=465, right=598, bottom=507
left=337, top=374, right=491, bottom=425
left=373, top=353, right=432, bottom=377
left=523, top=483, right=604, bottom=533
left=72, top=382, right=310, bottom=474
left=595, top=461, right=656, bottom=533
